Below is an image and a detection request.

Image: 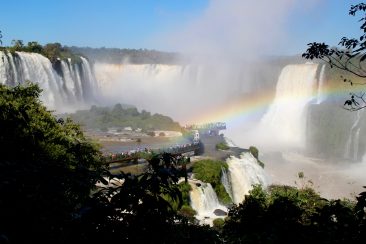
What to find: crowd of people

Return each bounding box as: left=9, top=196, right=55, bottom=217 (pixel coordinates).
left=105, top=141, right=200, bottom=162
left=185, top=122, right=226, bottom=130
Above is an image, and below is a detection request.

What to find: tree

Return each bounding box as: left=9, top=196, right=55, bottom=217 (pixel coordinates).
left=10, top=39, right=24, bottom=51
left=26, top=41, right=43, bottom=53
left=303, top=3, right=366, bottom=111
left=43, top=42, right=63, bottom=63
left=74, top=153, right=220, bottom=243
left=0, top=83, right=105, bottom=243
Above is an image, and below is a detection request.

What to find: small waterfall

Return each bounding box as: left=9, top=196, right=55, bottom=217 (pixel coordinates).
left=0, top=51, right=97, bottom=111
left=344, top=110, right=362, bottom=161
left=260, top=63, right=319, bottom=147
left=189, top=180, right=227, bottom=225
left=221, top=167, right=233, bottom=201
left=226, top=152, right=269, bottom=204
left=316, top=64, right=326, bottom=104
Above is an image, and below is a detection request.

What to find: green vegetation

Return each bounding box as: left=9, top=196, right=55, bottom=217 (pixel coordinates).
left=303, top=3, right=366, bottom=111
left=0, top=83, right=105, bottom=243
left=213, top=218, right=225, bottom=231
left=216, top=142, right=230, bottom=150
left=66, top=103, right=181, bottom=131
left=176, top=182, right=197, bottom=220
left=69, top=46, right=183, bottom=64
left=192, top=159, right=232, bottom=205
left=0, top=40, right=83, bottom=64
left=249, top=146, right=264, bottom=168
left=0, top=84, right=219, bottom=243
left=1, top=82, right=366, bottom=243
left=223, top=185, right=366, bottom=243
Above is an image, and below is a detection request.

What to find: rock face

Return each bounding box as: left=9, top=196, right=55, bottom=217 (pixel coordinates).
left=0, top=51, right=98, bottom=111
left=213, top=209, right=227, bottom=216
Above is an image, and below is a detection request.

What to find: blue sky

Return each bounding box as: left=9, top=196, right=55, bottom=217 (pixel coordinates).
left=0, top=0, right=363, bottom=55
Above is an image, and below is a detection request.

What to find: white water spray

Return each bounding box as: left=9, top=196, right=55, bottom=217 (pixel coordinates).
left=259, top=64, right=319, bottom=148
left=226, top=152, right=269, bottom=204
left=344, top=110, right=362, bottom=161
left=189, top=180, right=227, bottom=225
left=316, top=64, right=326, bottom=104
left=0, top=51, right=97, bottom=111
left=221, top=167, right=233, bottom=201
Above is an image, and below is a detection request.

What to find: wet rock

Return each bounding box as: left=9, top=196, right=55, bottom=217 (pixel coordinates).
left=214, top=209, right=227, bottom=216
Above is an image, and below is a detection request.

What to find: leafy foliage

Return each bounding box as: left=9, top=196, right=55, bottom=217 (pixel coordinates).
left=303, top=3, right=366, bottom=111
left=0, top=84, right=219, bottom=243
left=75, top=153, right=220, bottom=243
left=192, top=159, right=232, bottom=204
left=69, top=46, right=182, bottom=64
left=67, top=103, right=182, bottom=131
left=2, top=40, right=83, bottom=64
left=0, top=83, right=105, bottom=243
left=249, top=146, right=264, bottom=168
left=223, top=185, right=366, bottom=244
left=216, top=142, right=230, bottom=150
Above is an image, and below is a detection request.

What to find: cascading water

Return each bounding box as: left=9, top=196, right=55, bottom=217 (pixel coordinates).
left=0, top=51, right=97, bottom=111
left=226, top=152, right=269, bottom=204
left=344, top=110, right=362, bottom=161
left=221, top=167, right=233, bottom=201
left=260, top=63, right=319, bottom=148
left=189, top=180, right=227, bottom=225
left=316, top=64, right=326, bottom=104
left=93, top=62, right=259, bottom=122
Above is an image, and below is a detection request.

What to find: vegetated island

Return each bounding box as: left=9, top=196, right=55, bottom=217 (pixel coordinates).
left=63, top=103, right=182, bottom=132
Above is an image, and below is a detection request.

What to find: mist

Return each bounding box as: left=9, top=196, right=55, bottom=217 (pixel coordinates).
left=92, top=0, right=366, bottom=199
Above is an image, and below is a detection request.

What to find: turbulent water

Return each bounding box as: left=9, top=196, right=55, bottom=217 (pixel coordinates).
left=221, top=167, right=234, bottom=201
left=344, top=110, right=362, bottom=161
left=259, top=63, right=319, bottom=148
left=226, top=152, right=269, bottom=204
left=93, top=62, right=276, bottom=122
left=0, top=51, right=98, bottom=111
left=2, top=53, right=366, bottom=198
left=189, top=179, right=227, bottom=225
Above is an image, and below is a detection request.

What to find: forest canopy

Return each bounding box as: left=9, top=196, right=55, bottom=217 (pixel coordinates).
left=64, top=103, right=182, bottom=132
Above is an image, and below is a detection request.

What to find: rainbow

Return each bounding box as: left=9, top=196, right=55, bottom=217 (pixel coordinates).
left=185, top=77, right=360, bottom=127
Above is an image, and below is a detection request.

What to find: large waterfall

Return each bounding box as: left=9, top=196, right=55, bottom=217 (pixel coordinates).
left=259, top=63, right=319, bottom=148
left=93, top=62, right=276, bottom=122
left=0, top=51, right=98, bottom=111
left=226, top=152, right=269, bottom=204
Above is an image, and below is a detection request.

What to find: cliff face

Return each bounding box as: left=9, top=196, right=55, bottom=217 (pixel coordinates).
left=0, top=51, right=98, bottom=112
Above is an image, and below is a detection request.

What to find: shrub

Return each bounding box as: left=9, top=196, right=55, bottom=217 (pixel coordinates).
left=192, top=160, right=232, bottom=204
left=216, top=142, right=230, bottom=150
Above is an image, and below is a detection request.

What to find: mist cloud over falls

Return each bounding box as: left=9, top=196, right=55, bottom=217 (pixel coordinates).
left=164, top=0, right=320, bottom=60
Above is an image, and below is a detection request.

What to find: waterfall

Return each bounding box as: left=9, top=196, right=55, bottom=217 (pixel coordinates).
left=316, top=64, right=326, bottom=104
left=93, top=63, right=253, bottom=121
left=189, top=180, right=227, bottom=225
left=221, top=167, right=233, bottom=201
left=226, top=152, right=269, bottom=204
left=260, top=64, right=319, bottom=147
left=0, top=51, right=97, bottom=111
left=344, top=110, right=362, bottom=161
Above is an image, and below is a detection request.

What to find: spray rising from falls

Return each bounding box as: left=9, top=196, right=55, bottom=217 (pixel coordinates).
left=344, top=110, right=362, bottom=161
left=316, top=64, right=326, bottom=104
left=259, top=63, right=319, bottom=148
left=0, top=51, right=98, bottom=111
left=93, top=62, right=267, bottom=121
left=226, top=152, right=269, bottom=204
